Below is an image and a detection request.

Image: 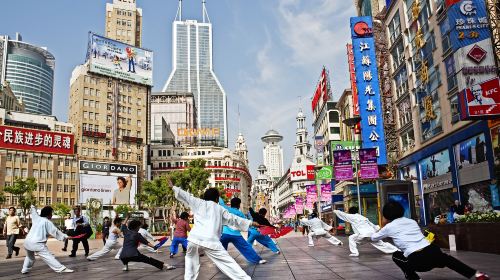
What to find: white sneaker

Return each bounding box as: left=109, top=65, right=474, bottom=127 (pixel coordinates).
left=60, top=268, right=74, bottom=273
left=308, top=244, right=315, bottom=247
left=259, top=260, right=267, bottom=264
left=122, top=265, right=129, bottom=271
left=115, top=256, right=120, bottom=260
left=21, top=270, right=29, bottom=274
left=164, top=264, right=176, bottom=270
left=349, top=253, right=359, bottom=257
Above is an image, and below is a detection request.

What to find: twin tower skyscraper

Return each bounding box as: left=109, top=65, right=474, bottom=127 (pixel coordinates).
left=163, top=0, right=228, bottom=148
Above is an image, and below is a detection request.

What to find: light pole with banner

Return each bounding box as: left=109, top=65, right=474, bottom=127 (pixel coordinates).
left=343, top=116, right=362, bottom=212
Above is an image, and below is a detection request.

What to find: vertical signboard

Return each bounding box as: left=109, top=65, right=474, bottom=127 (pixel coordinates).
left=295, top=197, right=304, bottom=214
left=359, top=148, right=380, bottom=179
left=347, top=44, right=360, bottom=115
left=320, top=184, right=332, bottom=202
left=333, top=150, right=354, bottom=181
left=350, top=17, right=387, bottom=164
left=306, top=185, right=317, bottom=209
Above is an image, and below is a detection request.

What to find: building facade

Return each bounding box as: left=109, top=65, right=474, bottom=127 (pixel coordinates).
left=0, top=82, right=24, bottom=112
left=105, top=0, right=143, bottom=47
left=0, top=109, right=77, bottom=208
left=261, top=129, right=284, bottom=181
left=162, top=1, right=228, bottom=147
left=150, top=91, right=196, bottom=145
left=385, top=0, right=498, bottom=224
left=0, top=34, right=55, bottom=115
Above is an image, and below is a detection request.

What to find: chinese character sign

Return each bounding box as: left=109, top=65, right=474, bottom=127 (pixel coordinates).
left=359, top=148, right=379, bottom=179
left=295, top=197, right=304, bottom=214
left=320, top=184, right=332, bottom=202
left=347, top=44, right=360, bottom=115
left=333, top=150, right=353, bottom=181
left=447, top=0, right=491, bottom=51
left=350, top=17, right=387, bottom=164
left=306, top=185, right=317, bottom=209
left=0, top=125, right=74, bottom=155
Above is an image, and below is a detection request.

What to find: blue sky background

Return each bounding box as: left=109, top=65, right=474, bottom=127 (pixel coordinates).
left=1, top=0, right=356, bottom=176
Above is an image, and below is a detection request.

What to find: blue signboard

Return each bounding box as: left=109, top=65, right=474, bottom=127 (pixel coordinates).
left=350, top=16, right=387, bottom=164
left=447, top=0, right=492, bottom=51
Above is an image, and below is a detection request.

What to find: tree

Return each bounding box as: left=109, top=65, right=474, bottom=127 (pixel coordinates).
left=135, top=177, right=173, bottom=233
left=170, top=159, right=211, bottom=198
left=53, top=203, right=71, bottom=227
left=115, top=204, right=134, bottom=218
left=0, top=191, right=5, bottom=207
left=4, top=177, right=37, bottom=224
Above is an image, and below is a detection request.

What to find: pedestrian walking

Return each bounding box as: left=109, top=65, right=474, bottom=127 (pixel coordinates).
left=334, top=207, right=398, bottom=257
left=87, top=217, right=123, bottom=261
left=372, top=201, right=490, bottom=280
left=300, top=212, right=342, bottom=247
left=3, top=207, right=21, bottom=259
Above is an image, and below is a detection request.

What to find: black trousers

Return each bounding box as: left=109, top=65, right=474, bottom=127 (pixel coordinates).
left=392, top=244, right=476, bottom=280
left=71, top=238, right=89, bottom=255
left=6, top=234, right=19, bottom=255
left=120, top=253, right=164, bottom=270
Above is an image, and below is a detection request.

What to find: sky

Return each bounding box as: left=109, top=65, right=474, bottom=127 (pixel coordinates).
left=0, top=0, right=356, bottom=177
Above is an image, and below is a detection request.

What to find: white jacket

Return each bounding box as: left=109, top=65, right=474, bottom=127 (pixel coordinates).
left=24, top=206, right=67, bottom=251
left=333, top=210, right=379, bottom=237
left=139, top=228, right=155, bottom=243
left=300, top=217, right=332, bottom=235
left=173, top=186, right=252, bottom=250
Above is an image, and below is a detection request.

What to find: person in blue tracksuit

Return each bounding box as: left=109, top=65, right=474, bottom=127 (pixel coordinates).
left=219, top=198, right=267, bottom=265
left=247, top=208, right=280, bottom=254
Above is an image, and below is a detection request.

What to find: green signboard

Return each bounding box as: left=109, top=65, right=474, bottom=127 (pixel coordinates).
left=331, top=140, right=361, bottom=152
left=316, top=166, right=333, bottom=180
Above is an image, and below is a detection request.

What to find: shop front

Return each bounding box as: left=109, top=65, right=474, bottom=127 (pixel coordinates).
left=343, top=183, right=379, bottom=226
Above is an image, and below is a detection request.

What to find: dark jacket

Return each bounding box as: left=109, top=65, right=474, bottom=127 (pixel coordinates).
left=249, top=208, right=274, bottom=228
left=120, top=228, right=149, bottom=259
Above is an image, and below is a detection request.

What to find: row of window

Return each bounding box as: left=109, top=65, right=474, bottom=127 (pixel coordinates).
left=80, top=147, right=142, bottom=161
left=3, top=196, right=75, bottom=206
left=6, top=154, right=77, bottom=166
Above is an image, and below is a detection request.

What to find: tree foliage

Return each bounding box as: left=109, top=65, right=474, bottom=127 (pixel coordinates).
left=53, top=203, right=71, bottom=226
left=115, top=204, right=134, bottom=217
left=135, top=177, right=174, bottom=232
left=4, top=177, right=37, bottom=223
left=169, top=159, right=211, bottom=198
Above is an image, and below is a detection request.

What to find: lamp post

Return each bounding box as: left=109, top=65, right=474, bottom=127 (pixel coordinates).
left=342, top=116, right=362, bottom=213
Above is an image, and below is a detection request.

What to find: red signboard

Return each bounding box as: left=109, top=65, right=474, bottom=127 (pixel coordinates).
left=0, top=125, right=75, bottom=155
left=123, top=136, right=143, bottom=143
left=347, top=44, right=360, bottom=116
left=83, top=130, right=107, bottom=138
left=311, top=68, right=328, bottom=111
left=461, top=77, right=500, bottom=118
left=215, top=177, right=241, bottom=182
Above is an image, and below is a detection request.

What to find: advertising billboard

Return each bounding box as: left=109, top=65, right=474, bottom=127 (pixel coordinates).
left=359, top=148, right=379, bottom=179
left=289, top=164, right=315, bottom=181
left=459, top=77, right=500, bottom=118
left=454, top=133, right=490, bottom=185
left=87, top=33, right=153, bottom=86
left=311, top=68, right=328, bottom=112
left=333, top=150, right=353, bottom=181
left=79, top=160, right=138, bottom=205
left=350, top=17, right=387, bottom=164
left=418, top=150, right=453, bottom=193
left=346, top=44, right=359, bottom=115
left=0, top=125, right=74, bottom=155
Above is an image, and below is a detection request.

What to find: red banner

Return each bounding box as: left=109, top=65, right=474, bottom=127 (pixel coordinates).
left=0, top=125, right=75, bottom=155
left=347, top=44, right=359, bottom=116
left=312, top=68, right=328, bottom=111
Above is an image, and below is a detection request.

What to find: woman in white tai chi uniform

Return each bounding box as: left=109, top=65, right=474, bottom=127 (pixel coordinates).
left=87, top=217, right=123, bottom=261
left=300, top=212, right=342, bottom=247
left=334, top=206, right=398, bottom=257
left=22, top=205, right=75, bottom=274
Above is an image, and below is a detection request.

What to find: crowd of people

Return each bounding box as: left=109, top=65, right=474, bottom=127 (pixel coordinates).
left=2, top=181, right=491, bottom=280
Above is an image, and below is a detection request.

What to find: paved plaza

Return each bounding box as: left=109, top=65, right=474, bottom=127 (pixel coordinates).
left=1, top=233, right=499, bottom=280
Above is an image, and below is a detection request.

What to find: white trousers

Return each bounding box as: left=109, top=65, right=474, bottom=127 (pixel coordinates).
left=87, top=239, right=121, bottom=260
left=22, top=246, right=66, bottom=273
left=184, top=243, right=251, bottom=280
left=348, top=233, right=398, bottom=255
left=308, top=231, right=342, bottom=246
left=139, top=244, right=157, bottom=253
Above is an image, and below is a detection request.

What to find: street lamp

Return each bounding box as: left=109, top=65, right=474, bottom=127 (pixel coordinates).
left=342, top=116, right=362, bottom=213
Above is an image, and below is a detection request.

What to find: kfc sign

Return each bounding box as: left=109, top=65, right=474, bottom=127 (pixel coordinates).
left=0, top=125, right=74, bottom=155
left=290, top=165, right=315, bottom=181
left=459, top=77, right=500, bottom=118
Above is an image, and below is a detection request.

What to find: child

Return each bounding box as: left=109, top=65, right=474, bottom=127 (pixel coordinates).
left=22, top=205, right=74, bottom=274
left=169, top=207, right=190, bottom=258
left=334, top=207, right=398, bottom=257
left=120, top=220, right=175, bottom=272
left=170, top=181, right=259, bottom=280
left=371, top=201, right=489, bottom=280
left=87, top=217, right=123, bottom=261
left=300, top=212, right=343, bottom=247
left=219, top=197, right=267, bottom=265
left=247, top=207, right=280, bottom=254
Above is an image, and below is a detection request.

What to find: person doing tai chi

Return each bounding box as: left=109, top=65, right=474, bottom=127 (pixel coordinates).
left=169, top=179, right=260, bottom=280
left=372, top=201, right=489, bottom=280
left=22, top=205, right=75, bottom=274
left=334, top=207, right=398, bottom=257
left=247, top=207, right=280, bottom=254
left=87, top=217, right=123, bottom=261
left=300, top=212, right=343, bottom=247
left=219, top=197, right=267, bottom=265
left=138, top=223, right=160, bottom=253
left=169, top=205, right=190, bottom=258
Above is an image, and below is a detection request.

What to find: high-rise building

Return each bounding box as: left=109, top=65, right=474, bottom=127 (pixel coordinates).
left=0, top=33, right=55, bottom=115
left=162, top=1, right=228, bottom=147
left=105, top=0, right=143, bottom=47
left=261, top=129, right=284, bottom=180
left=69, top=0, right=149, bottom=201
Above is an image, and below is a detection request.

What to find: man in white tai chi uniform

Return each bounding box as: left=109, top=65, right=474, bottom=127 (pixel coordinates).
left=300, top=212, right=343, bottom=247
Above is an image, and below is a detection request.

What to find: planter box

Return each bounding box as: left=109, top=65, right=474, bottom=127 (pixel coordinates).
left=428, top=223, right=500, bottom=255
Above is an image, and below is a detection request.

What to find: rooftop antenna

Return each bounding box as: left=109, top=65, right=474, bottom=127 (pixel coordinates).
left=202, top=0, right=211, bottom=23
left=238, top=104, right=241, bottom=134
left=298, top=95, right=303, bottom=111
left=175, top=0, right=182, bottom=21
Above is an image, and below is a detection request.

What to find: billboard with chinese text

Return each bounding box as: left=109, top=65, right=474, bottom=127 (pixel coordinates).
left=0, top=125, right=74, bottom=155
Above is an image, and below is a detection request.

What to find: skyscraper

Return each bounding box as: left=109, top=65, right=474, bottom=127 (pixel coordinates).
left=261, top=129, right=284, bottom=180
left=105, top=0, right=143, bottom=47
left=0, top=33, right=55, bottom=115
left=163, top=1, right=227, bottom=147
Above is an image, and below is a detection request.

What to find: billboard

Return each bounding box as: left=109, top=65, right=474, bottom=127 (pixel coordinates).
left=350, top=17, right=387, bottom=164
left=0, top=125, right=74, bottom=155
left=454, top=133, right=490, bottom=185
left=359, top=148, right=379, bottom=179
left=79, top=160, right=138, bottom=205
left=418, top=150, right=453, bottom=193
left=311, top=68, right=328, bottom=112
left=87, top=33, right=153, bottom=86
left=346, top=44, right=359, bottom=115
left=459, top=77, right=500, bottom=118
left=289, top=164, right=315, bottom=181
left=333, top=150, right=353, bottom=181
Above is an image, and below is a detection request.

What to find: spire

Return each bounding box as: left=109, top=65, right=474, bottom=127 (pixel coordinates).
left=175, top=0, right=182, bottom=21
left=202, top=0, right=211, bottom=23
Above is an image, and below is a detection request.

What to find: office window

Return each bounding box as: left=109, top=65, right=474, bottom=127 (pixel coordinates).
left=47, top=184, right=52, bottom=192
left=64, top=185, right=69, bottom=193
left=39, top=184, right=45, bottom=192
left=46, top=198, right=52, bottom=205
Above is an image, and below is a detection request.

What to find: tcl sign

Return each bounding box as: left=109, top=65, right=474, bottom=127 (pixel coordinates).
left=290, top=165, right=315, bottom=181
